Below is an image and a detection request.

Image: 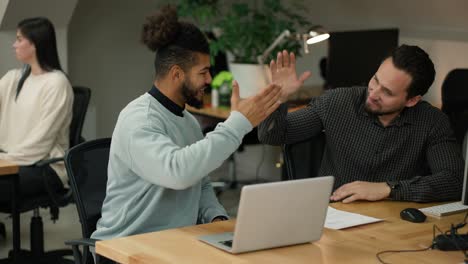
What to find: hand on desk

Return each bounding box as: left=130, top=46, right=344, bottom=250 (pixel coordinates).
left=330, top=181, right=391, bottom=203
left=270, top=50, right=312, bottom=102
left=231, top=80, right=282, bottom=127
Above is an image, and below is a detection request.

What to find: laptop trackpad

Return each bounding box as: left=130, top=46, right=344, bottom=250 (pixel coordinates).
left=198, top=232, right=234, bottom=251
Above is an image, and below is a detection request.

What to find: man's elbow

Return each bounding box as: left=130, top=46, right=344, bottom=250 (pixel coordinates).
left=166, top=172, right=199, bottom=190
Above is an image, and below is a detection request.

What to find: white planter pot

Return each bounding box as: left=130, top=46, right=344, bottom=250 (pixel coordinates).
left=228, top=63, right=272, bottom=98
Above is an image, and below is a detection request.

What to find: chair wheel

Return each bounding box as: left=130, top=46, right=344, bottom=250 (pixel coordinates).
left=0, top=222, right=6, bottom=239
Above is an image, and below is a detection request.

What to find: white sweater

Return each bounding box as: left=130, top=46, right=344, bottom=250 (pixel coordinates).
left=0, top=69, right=73, bottom=185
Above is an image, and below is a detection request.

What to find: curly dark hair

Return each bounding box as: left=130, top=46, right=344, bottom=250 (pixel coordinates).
left=386, top=44, right=435, bottom=98
left=141, top=5, right=209, bottom=79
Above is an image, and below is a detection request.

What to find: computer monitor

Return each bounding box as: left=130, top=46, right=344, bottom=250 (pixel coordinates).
left=326, top=28, right=399, bottom=89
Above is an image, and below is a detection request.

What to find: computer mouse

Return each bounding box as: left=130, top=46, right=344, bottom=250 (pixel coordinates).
left=400, top=208, right=427, bottom=223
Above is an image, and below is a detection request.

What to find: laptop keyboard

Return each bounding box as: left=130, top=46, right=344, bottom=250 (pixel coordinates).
left=219, top=240, right=233, bottom=248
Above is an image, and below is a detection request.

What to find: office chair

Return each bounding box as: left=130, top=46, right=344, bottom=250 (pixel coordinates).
left=282, top=132, right=325, bottom=180
left=0, top=86, right=91, bottom=263
left=464, top=130, right=468, bottom=160
left=64, top=138, right=111, bottom=264
left=441, top=69, right=468, bottom=147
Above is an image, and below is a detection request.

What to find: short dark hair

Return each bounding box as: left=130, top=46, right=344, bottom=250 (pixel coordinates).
left=16, top=17, right=63, bottom=98
left=141, top=5, right=209, bottom=80
left=387, top=44, right=435, bottom=98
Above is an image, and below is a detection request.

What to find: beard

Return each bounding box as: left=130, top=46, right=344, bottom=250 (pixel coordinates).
left=364, top=103, right=403, bottom=116
left=181, top=79, right=205, bottom=109
left=364, top=95, right=405, bottom=116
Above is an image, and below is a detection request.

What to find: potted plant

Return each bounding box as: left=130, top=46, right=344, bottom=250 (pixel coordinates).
left=210, top=1, right=310, bottom=64
left=217, top=1, right=311, bottom=97
left=211, top=71, right=233, bottom=108
left=172, top=0, right=311, bottom=97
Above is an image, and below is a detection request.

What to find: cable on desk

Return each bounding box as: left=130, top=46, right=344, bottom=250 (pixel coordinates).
left=431, top=211, right=468, bottom=262
left=377, top=212, right=468, bottom=264
left=376, top=246, right=432, bottom=264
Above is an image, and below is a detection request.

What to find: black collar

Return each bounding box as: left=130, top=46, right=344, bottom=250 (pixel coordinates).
left=148, top=85, right=184, bottom=117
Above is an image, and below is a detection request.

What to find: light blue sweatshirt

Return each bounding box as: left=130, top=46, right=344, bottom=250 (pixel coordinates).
left=91, top=92, right=252, bottom=240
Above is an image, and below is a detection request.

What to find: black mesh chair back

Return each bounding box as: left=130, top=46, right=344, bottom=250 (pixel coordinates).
left=283, top=132, right=325, bottom=180
left=441, top=69, right=468, bottom=146
left=65, top=138, right=110, bottom=241
left=70, top=86, right=91, bottom=147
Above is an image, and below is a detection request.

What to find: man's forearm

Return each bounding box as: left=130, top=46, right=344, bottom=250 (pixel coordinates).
left=390, top=173, right=463, bottom=202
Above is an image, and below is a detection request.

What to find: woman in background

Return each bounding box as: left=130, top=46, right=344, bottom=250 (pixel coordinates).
left=0, top=17, right=73, bottom=238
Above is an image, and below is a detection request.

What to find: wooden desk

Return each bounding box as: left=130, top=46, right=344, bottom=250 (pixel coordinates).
left=0, top=159, right=19, bottom=175
left=96, top=201, right=467, bottom=263
left=0, top=160, right=21, bottom=262
left=187, top=105, right=231, bottom=120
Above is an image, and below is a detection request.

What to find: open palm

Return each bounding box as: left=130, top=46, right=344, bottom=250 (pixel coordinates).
left=270, top=50, right=312, bottom=102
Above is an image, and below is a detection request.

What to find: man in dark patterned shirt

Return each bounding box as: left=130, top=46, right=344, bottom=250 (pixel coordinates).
left=258, top=45, right=465, bottom=203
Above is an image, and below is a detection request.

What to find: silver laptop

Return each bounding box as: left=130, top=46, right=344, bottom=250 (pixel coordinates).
left=198, top=176, right=334, bottom=254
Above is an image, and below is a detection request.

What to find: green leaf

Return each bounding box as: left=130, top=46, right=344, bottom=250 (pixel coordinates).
left=173, top=0, right=312, bottom=64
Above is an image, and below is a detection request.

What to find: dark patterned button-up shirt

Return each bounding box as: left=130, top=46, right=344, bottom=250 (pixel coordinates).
left=258, top=86, right=464, bottom=202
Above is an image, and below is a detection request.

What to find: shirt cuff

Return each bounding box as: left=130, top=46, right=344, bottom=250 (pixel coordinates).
left=389, top=180, right=409, bottom=200
left=224, top=111, right=253, bottom=137
left=211, top=215, right=229, bottom=222
left=203, top=208, right=229, bottom=224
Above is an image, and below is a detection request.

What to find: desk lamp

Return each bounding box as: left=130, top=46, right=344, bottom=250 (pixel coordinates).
left=257, top=26, right=330, bottom=83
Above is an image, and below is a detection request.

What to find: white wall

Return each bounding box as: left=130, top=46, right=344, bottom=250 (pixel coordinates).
left=67, top=0, right=468, bottom=137
left=401, top=38, right=468, bottom=107
left=2, top=0, right=467, bottom=137
left=68, top=0, right=157, bottom=139
left=295, top=36, right=468, bottom=108
left=2, top=0, right=464, bottom=181
left=0, top=0, right=77, bottom=77
left=0, top=0, right=9, bottom=20
left=0, top=30, right=20, bottom=75
left=293, top=0, right=468, bottom=107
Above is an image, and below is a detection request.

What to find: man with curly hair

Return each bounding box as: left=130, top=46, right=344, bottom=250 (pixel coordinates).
left=91, top=6, right=281, bottom=245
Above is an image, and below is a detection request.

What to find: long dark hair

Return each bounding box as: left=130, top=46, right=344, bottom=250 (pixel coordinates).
left=16, top=17, right=63, bottom=98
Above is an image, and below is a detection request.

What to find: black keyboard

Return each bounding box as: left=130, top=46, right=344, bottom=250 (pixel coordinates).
left=219, top=240, right=233, bottom=248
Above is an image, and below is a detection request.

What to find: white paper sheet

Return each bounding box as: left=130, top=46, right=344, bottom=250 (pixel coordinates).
left=324, top=206, right=383, bottom=230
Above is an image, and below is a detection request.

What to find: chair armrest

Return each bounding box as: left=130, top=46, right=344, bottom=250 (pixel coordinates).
left=35, top=157, right=64, bottom=167
left=65, top=238, right=99, bottom=264
left=65, top=238, right=98, bottom=247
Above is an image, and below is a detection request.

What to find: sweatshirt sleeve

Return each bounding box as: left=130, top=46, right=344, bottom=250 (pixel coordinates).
left=127, top=111, right=252, bottom=190
left=0, top=76, right=73, bottom=165
left=0, top=71, right=16, bottom=154
left=0, top=70, right=16, bottom=114
left=197, top=176, right=229, bottom=223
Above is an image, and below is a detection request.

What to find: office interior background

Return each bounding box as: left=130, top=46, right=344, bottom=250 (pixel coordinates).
left=1, top=0, right=468, bottom=258
left=3, top=0, right=468, bottom=181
